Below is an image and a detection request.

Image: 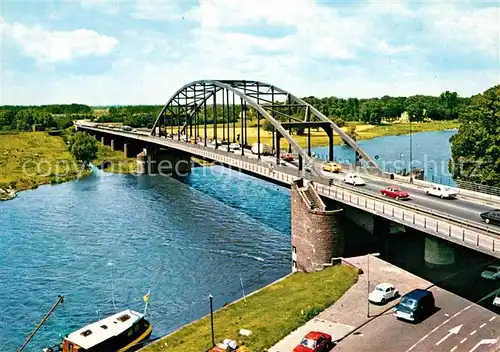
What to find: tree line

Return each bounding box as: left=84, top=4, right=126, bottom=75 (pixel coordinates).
left=0, top=90, right=474, bottom=133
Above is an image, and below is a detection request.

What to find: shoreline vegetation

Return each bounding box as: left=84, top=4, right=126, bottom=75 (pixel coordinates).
left=0, top=132, right=92, bottom=201
left=142, top=264, right=358, bottom=352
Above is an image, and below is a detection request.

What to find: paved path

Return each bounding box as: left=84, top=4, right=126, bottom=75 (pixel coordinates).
left=269, top=256, right=499, bottom=352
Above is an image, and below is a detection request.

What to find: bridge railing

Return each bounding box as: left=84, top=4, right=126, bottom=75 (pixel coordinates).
left=77, top=124, right=500, bottom=257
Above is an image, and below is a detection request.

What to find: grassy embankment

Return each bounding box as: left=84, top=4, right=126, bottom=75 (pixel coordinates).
left=0, top=132, right=91, bottom=200
left=143, top=265, right=358, bottom=352
left=165, top=120, right=458, bottom=148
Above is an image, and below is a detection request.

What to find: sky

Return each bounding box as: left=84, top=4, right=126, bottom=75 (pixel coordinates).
left=0, top=0, right=499, bottom=105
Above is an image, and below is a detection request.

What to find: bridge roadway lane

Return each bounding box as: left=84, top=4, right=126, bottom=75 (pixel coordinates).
left=332, top=286, right=500, bottom=352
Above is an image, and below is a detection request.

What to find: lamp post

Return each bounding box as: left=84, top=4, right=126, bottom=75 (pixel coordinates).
left=409, top=115, right=414, bottom=183
left=209, top=294, right=215, bottom=347
left=367, top=252, right=380, bottom=318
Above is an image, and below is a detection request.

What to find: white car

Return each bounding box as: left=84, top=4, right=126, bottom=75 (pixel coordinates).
left=424, top=185, right=458, bottom=199
left=344, top=173, right=366, bottom=186
left=229, top=143, right=241, bottom=151
left=368, top=283, right=399, bottom=304
left=493, top=292, right=500, bottom=307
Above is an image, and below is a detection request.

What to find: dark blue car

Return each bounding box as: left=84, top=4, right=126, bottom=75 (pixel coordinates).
left=394, top=289, right=435, bottom=322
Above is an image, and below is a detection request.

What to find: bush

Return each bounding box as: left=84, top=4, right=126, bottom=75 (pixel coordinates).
left=333, top=117, right=345, bottom=127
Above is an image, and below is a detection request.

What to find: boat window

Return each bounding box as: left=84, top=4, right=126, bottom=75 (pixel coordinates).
left=80, top=329, right=92, bottom=337
left=128, top=328, right=133, bottom=336
left=117, top=314, right=130, bottom=322
left=100, top=325, right=108, bottom=329
left=134, top=324, right=140, bottom=332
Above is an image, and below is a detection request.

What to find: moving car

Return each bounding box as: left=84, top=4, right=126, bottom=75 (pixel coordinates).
left=480, top=265, right=500, bottom=280
left=493, top=291, right=500, bottom=307
left=424, top=185, right=458, bottom=199
left=293, top=331, right=332, bottom=352
left=380, top=186, right=410, bottom=200
left=281, top=153, right=295, bottom=162
left=480, top=209, right=500, bottom=225
left=323, top=162, right=342, bottom=173
left=343, top=173, right=366, bottom=186
left=368, top=283, right=399, bottom=304
left=229, top=143, right=241, bottom=151
left=394, top=289, right=435, bottom=322
left=251, top=143, right=272, bottom=155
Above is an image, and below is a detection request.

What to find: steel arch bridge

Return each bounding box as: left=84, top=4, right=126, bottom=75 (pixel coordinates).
left=151, top=80, right=380, bottom=173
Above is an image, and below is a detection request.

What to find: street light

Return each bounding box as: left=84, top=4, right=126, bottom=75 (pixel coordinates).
left=409, top=115, right=414, bottom=183
left=367, top=252, right=380, bottom=318
left=209, top=294, right=215, bottom=347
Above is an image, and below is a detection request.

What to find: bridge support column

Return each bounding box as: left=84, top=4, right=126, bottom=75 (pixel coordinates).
left=101, top=136, right=106, bottom=145
left=424, top=236, right=455, bottom=268
left=291, top=179, right=344, bottom=272
left=110, top=139, right=115, bottom=150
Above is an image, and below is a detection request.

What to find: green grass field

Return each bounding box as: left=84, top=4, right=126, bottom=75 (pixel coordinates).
left=142, top=265, right=358, bottom=352
left=0, top=132, right=90, bottom=194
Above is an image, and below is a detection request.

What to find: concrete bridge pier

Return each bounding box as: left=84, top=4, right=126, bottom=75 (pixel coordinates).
left=424, top=236, right=455, bottom=268
left=291, top=179, right=344, bottom=272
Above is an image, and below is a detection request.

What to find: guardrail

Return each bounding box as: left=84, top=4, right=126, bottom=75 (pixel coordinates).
left=77, top=124, right=500, bottom=257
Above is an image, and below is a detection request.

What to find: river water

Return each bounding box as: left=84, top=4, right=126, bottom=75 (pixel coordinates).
left=0, top=129, right=476, bottom=351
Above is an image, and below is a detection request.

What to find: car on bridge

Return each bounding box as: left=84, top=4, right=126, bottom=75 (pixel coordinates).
left=323, top=162, right=342, bottom=173
left=343, top=173, right=366, bottom=186
left=480, top=209, right=500, bottom=225
left=480, top=265, right=500, bottom=280
left=281, top=153, right=295, bottom=162
left=293, top=331, right=332, bottom=352
left=493, top=291, right=500, bottom=307
left=424, top=185, right=458, bottom=199
left=380, top=186, right=410, bottom=200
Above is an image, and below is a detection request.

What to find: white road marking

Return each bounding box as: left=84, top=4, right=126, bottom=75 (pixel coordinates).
left=460, top=338, right=467, bottom=344
left=470, top=330, right=477, bottom=336
left=480, top=323, right=486, bottom=329
left=405, top=304, right=473, bottom=352
left=436, top=325, right=463, bottom=346
left=468, top=337, right=499, bottom=352
left=450, top=346, right=458, bottom=352
left=490, top=316, right=496, bottom=322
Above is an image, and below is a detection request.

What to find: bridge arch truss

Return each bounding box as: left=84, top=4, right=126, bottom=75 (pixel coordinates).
left=151, top=80, right=380, bottom=173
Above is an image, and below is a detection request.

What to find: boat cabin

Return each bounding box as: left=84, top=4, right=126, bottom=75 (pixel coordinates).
left=62, top=310, right=152, bottom=352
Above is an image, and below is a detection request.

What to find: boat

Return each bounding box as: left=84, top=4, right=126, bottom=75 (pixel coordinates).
left=44, top=309, right=152, bottom=352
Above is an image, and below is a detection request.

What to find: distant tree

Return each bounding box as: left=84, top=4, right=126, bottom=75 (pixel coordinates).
left=333, top=117, right=345, bottom=127
left=440, top=91, right=459, bottom=119
left=449, top=86, right=500, bottom=185
left=69, top=132, right=98, bottom=167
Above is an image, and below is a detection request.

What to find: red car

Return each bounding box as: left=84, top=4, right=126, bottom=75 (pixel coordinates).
left=380, top=185, right=410, bottom=200
left=293, top=331, right=332, bottom=352
left=281, top=153, right=295, bottom=162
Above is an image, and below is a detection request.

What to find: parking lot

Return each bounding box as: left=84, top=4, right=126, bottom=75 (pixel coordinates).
left=269, top=256, right=499, bottom=352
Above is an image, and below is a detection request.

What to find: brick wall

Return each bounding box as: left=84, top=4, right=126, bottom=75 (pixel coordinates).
left=291, top=180, right=344, bottom=272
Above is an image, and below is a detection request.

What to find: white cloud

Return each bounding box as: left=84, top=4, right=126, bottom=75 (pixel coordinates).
left=375, top=40, right=416, bottom=55
left=131, top=0, right=182, bottom=21
left=2, top=22, right=118, bottom=63
left=422, top=3, right=499, bottom=56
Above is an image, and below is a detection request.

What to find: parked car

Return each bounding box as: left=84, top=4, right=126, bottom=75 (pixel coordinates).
left=394, top=289, right=435, bottom=322
left=251, top=143, right=272, bottom=155
left=323, top=162, right=342, bottom=173
left=493, top=291, right=500, bottom=307
left=424, top=185, right=458, bottom=199
left=229, top=143, right=241, bottom=151
left=281, top=153, right=295, bottom=162
left=293, top=331, right=332, bottom=352
left=343, top=173, right=366, bottom=186
left=480, top=265, right=500, bottom=280
left=480, top=209, right=500, bottom=225
left=368, top=283, right=399, bottom=304
left=380, top=186, right=410, bottom=200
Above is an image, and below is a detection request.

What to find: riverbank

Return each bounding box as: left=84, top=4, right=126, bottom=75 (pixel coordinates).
left=93, top=144, right=137, bottom=173
left=141, top=264, right=358, bottom=352
left=0, top=132, right=91, bottom=201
